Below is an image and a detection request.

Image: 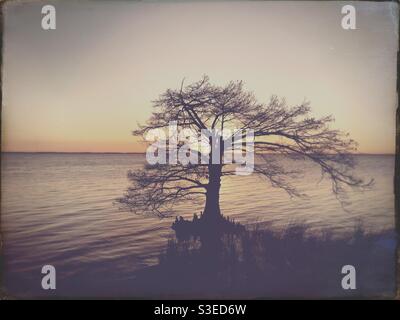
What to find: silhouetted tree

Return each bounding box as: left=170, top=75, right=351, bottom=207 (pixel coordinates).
left=117, top=76, right=371, bottom=222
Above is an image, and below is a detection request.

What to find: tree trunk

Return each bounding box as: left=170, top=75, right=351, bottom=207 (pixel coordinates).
left=203, top=164, right=222, bottom=221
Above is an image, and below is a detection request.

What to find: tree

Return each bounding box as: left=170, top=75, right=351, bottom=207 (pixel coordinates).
left=117, top=76, right=371, bottom=222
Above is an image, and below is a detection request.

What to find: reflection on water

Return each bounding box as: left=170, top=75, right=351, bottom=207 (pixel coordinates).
left=1, top=153, right=395, bottom=297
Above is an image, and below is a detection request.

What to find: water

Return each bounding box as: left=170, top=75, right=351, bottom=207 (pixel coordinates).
left=1, top=153, right=395, bottom=296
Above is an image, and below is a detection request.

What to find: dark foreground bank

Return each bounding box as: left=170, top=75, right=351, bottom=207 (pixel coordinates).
left=130, top=221, right=397, bottom=299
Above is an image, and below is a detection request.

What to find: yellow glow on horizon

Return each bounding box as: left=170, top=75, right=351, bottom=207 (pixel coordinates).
left=1, top=1, right=397, bottom=154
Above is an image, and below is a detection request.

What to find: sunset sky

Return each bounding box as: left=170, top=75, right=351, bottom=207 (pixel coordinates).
left=2, top=1, right=398, bottom=153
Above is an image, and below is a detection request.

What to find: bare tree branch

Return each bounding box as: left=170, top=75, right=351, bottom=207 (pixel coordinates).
left=117, top=76, right=372, bottom=217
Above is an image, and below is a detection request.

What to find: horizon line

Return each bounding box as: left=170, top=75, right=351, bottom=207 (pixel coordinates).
left=0, top=151, right=396, bottom=156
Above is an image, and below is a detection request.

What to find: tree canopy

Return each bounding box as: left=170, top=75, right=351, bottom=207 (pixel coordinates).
left=117, top=76, right=372, bottom=218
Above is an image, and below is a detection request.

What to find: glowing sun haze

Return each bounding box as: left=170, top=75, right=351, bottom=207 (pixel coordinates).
left=1, top=1, right=398, bottom=154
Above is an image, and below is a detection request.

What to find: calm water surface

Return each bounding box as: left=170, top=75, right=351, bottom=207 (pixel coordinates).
left=1, top=153, right=395, bottom=296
